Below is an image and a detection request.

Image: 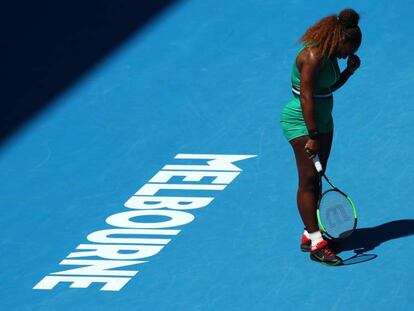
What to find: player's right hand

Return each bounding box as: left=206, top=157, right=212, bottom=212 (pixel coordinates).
left=305, top=139, right=319, bottom=159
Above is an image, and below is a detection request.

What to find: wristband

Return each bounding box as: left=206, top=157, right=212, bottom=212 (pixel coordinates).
left=308, top=129, right=320, bottom=140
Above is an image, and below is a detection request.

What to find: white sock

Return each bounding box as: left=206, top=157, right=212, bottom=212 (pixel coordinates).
left=309, top=231, right=323, bottom=248
left=303, top=229, right=310, bottom=239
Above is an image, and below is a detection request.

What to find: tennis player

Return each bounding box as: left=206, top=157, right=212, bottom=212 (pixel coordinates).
left=280, top=9, right=362, bottom=265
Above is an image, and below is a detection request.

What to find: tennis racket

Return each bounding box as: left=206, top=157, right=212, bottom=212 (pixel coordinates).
left=312, top=155, right=357, bottom=239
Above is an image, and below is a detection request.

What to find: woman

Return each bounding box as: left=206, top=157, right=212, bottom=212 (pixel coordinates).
left=280, top=9, right=362, bottom=265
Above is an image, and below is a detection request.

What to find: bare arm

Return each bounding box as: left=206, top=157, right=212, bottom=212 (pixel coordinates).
left=297, top=49, right=325, bottom=158
left=330, top=55, right=361, bottom=92
left=329, top=68, right=353, bottom=92
left=299, top=50, right=323, bottom=132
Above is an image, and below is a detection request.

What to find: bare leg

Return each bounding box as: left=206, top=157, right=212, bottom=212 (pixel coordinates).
left=290, top=131, right=333, bottom=233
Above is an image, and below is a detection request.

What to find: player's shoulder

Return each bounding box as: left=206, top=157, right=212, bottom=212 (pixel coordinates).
left=297, top=46, right=324, bottom=71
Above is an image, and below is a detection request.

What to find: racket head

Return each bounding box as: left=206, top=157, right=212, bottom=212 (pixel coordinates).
left=317, top=189, right=357, bottom=239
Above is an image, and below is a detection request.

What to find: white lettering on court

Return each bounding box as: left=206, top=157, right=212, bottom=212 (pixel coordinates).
left=33, top=154, right=256, bottom=291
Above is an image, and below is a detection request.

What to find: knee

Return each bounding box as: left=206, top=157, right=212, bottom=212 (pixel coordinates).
left=298, top=171, right=320, bottom=192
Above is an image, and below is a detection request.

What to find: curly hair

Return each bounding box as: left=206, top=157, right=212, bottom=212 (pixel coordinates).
left=300, top=9, right=362, bottom=58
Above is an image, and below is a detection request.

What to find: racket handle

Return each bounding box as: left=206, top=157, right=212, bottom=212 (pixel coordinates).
left=312, top=155, right=323, bottom=173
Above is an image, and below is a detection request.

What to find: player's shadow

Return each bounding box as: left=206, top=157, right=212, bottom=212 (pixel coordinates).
left=338, top=219, right=414, bottom=265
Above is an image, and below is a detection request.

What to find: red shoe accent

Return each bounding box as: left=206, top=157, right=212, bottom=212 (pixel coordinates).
left=310, top=239, right=328, bottom=252
left=301, top=234, right=311, bottom=244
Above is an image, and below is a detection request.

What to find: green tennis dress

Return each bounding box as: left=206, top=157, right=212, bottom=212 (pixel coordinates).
left=280, top=46, right=340, bottom=141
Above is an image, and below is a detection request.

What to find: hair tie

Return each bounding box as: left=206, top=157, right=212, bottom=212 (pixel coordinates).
left=336, top=15, right=344, bottom=26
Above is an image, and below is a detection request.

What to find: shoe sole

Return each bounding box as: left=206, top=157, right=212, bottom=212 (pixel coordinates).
left=310, top=254, right=343, bottom=266
left=301, top=246, right=311, bottom=252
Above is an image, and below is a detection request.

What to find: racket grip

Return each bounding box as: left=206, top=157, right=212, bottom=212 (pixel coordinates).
left=312, top=155, right=323, bottom=173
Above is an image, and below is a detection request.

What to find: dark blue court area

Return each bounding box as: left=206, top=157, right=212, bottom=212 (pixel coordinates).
left=1, top=1, right=413, bottom=310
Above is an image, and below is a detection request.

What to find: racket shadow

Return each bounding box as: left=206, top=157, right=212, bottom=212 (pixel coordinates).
left=336, top=219, right=414, bottom=264
left=342, top=252, right=378, bottom=266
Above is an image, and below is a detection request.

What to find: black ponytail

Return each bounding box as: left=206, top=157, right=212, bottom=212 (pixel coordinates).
left=338, top=8, right=362, bottom=47
left=338, top=8, right=360, bottom=28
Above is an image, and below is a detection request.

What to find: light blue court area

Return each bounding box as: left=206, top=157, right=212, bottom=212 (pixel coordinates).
left=1, top=1, right=413, bottom=310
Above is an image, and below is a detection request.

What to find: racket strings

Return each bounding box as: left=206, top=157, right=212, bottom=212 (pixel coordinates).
left=319, top=190, right=355, bottom=239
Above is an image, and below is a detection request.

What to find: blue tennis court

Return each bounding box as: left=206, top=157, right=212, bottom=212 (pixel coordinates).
left=1, top=1, right=413, bottom=310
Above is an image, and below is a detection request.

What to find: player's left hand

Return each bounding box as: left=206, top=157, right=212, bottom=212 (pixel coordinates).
left=347, top=54, right=361, bottom=74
